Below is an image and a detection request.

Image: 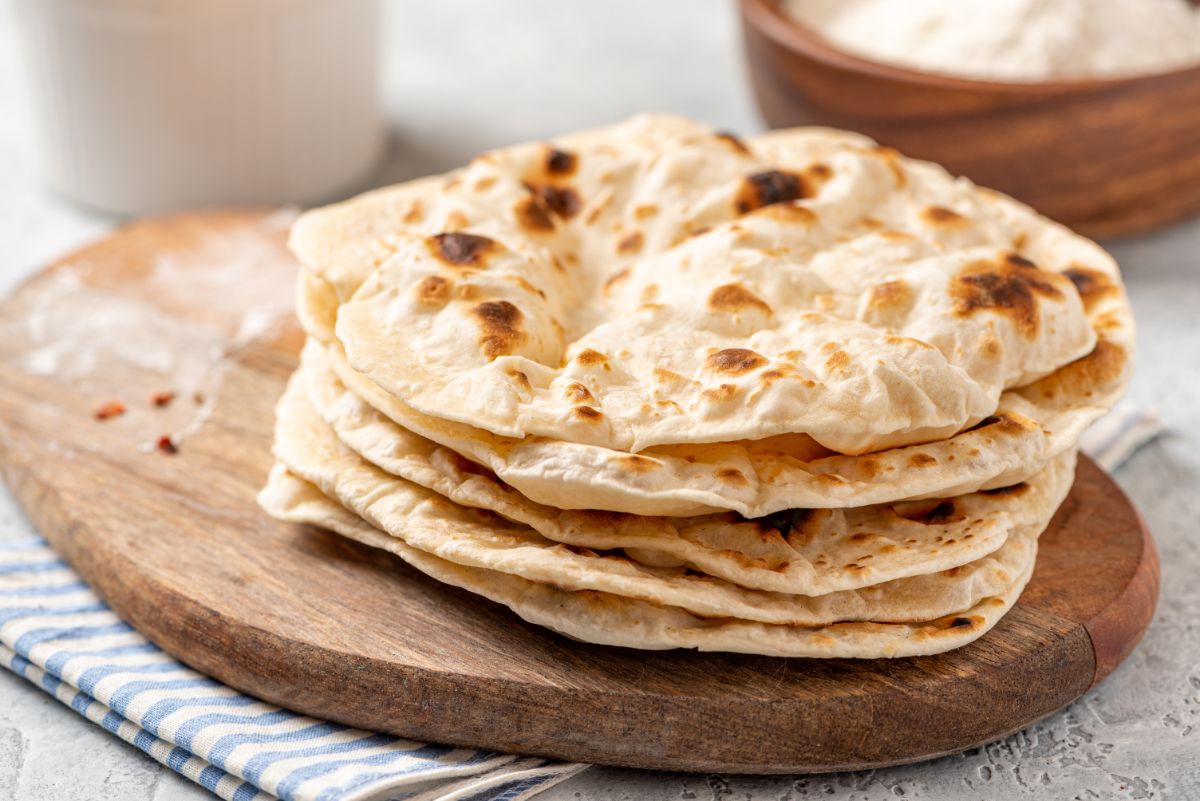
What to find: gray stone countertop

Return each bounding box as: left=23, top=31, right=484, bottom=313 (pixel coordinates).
left=0, top=1, right=1197, bottom=799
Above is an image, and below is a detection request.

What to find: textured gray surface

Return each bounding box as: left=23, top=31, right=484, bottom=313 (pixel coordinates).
left=0, top=1, right=1197, bottom=799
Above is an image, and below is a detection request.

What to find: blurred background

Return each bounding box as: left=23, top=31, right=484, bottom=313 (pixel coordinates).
left=6, top=0, right=1200, bottom=299
left=1, top=0, right=758, bottom=297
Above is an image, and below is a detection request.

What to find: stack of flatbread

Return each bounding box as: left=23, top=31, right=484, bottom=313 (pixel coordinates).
left=259, top=115, right=1133, bottom=658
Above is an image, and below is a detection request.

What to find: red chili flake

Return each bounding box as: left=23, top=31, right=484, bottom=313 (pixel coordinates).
left=151, top=390, right=176, bottom=408
left=93, top=401, right=126, bottom=421
left=156, top=436, right=178, bottom=455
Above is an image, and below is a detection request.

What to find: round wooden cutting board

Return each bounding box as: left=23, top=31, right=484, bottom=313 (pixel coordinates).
left=0, top=212, right=1158, bottom=774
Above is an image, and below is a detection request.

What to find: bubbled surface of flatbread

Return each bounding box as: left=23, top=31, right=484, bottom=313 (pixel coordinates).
left=259, top=464, right=1031, bottom=658
left=298, top=267, right=1126, bottom=517
left=301, top=114, right=1105, bottom=455
left=299, top=340, right=1075, bottom=597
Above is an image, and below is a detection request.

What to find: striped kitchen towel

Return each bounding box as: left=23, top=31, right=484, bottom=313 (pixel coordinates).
left=1079, top=400, right=1165, bottom=473
left=0, top=403, right=1162, bottom=800
left=0, top=542, right=586, bottom=801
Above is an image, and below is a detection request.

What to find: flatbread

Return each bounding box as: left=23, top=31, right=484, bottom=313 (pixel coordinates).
left=319, top=115, right=1101, bottom=456
left=300, top=341, right=1076, bottom=596
left=261, top=113, right=1123, bottom=657
left=270, top=372, right=1057, bottom=624
left=259, top=464, right=1032, bottom=658
left=300, top=271, right=1123, bottom=517
left=290, top=115, right=1131, bottom=517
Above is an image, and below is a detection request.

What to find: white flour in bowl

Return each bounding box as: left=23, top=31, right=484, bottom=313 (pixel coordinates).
left=780, top=0, right=1200, bottom=82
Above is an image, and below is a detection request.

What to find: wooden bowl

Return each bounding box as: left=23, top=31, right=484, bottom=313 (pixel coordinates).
left=738, top=0, right=1200, bottom=237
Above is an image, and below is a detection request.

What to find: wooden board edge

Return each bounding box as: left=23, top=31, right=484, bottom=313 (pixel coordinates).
left=1084, top=506, right=1160, bottom=688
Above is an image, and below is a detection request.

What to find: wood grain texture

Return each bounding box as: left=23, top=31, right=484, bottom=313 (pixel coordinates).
left=0, top=212, right=1158, bottom=773
left=738, top=0, right=1200, bottom=238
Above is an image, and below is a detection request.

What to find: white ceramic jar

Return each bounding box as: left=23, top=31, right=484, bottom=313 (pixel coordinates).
left=14, top=0, right=385, bottom=215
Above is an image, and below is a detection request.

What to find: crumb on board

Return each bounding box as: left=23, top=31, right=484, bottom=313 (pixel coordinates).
left=151, top=390, right=176, bottom=408
left=93, top=401, right=126, bottom=421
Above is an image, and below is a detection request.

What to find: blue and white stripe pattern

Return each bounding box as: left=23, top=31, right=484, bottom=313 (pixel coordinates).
left=1079, top=401, right=1164, bottom=472
left=0, top=540, right=586, bottom=801
left=0, top=404, right=1162, bottom=799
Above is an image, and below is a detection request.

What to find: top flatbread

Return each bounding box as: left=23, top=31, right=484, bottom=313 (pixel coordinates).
left=294, top=115, right=1118, bottom=457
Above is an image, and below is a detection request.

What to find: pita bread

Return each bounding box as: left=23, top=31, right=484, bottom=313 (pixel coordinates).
left=259, top=465, right=1032, bottom=658
left=271, top=372, right=1061, bottom=625
left=290, top=115, right=1131, bottom=517
left=299, top=341, right=1076, bottom=596
left=261, top=113, right=1128, bottom=657
left=319, top=115, right=1099, bottom=455
left=300, top=271, right=1123, bottom=517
